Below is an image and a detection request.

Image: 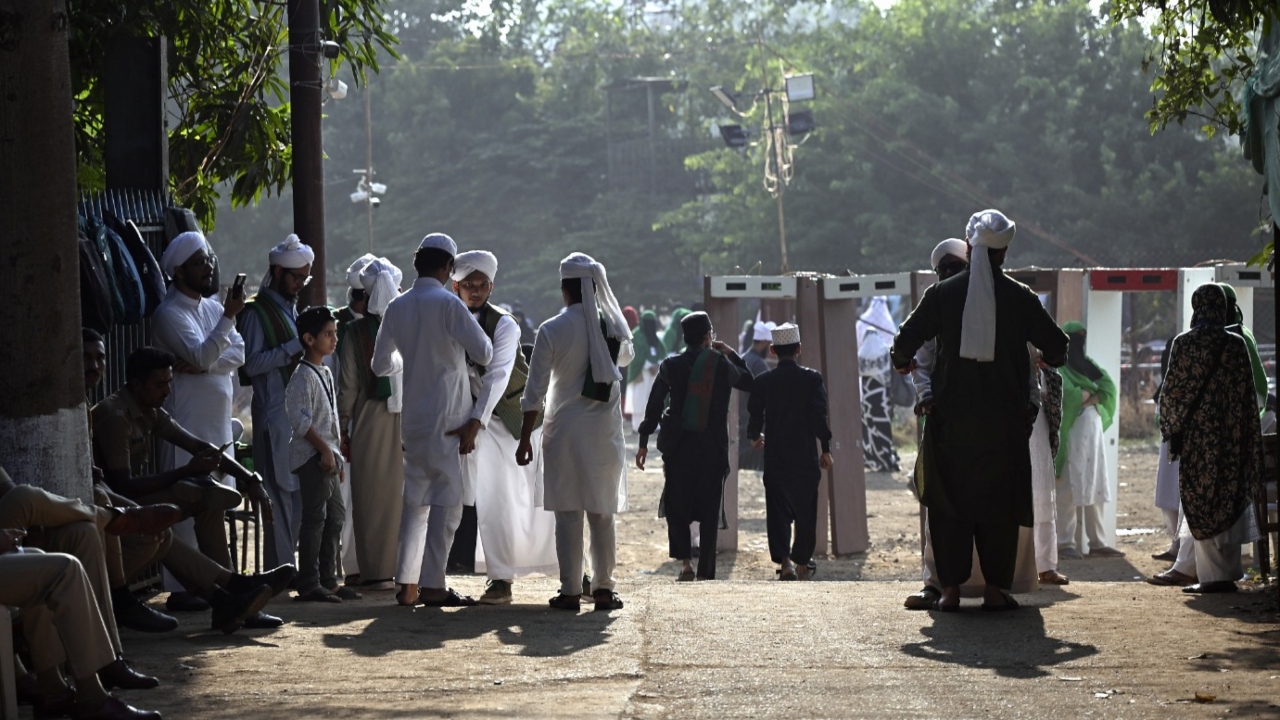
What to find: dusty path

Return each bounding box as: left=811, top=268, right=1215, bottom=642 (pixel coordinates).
left=110, top=442, right=1277, bottom=719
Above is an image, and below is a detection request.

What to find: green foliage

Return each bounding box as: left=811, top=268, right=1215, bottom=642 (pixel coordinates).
left=69, top=0, right=399, bottom=224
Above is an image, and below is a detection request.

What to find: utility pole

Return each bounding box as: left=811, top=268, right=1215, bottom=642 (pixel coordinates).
left=364, top=83, right=374, bottom=253
left=289, top=0, right=327, bottom=306
left=0, top=0, right=93, bottom=500
left=759, top=32, right=789, bottom=274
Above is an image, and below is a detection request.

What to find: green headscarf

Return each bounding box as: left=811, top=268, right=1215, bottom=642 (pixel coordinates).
left=663, top=307, right=692, bottom=356
left=1055, top=320, right=1118, bottom=476
left=628, top=310, right=665, bottom=384
left=1220, top=283, right=1268, bottom=413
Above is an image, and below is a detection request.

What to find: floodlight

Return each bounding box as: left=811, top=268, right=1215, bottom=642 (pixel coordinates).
left=784, top=74, right=815, bottom=102
left=350, top=190, right=369, bottom=203
left=369, top=182, right=387, bottom=194
left=326, top=78, right=348, bottom=100
left=787, top=110, right=816, bottom=136
left=710, top=86, right=738, bottom=112
left=718, top=124, right=749, bottom=148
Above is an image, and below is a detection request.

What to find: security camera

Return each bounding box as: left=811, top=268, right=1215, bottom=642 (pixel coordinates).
left=326, top=78, right=348, bottom=100
left=369, top=196, right=381, bottom=208
left=321, top=40, right=340, bottom=59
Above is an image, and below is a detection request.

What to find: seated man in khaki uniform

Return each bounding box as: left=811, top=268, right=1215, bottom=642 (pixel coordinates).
left=91, top=347, right=273, bottom=572
left=0, top=529, right=163, bottom=720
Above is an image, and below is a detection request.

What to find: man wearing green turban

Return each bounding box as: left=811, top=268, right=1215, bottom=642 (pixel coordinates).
left=1055, top=321, right=1124, bottom=559
left=663, top=308, right=692, bottom=355
left=628, top=310, right=666, bottom=433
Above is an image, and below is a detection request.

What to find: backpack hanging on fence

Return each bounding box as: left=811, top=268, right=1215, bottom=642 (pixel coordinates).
left=104, top=210, right=165, bottom=317
left=77, top=222, right=116, bottom=334
left=80, top=214, right=146, bottom=324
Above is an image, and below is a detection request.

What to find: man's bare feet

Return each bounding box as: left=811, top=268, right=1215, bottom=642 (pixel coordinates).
left=396, top=584, right=420, bottom=606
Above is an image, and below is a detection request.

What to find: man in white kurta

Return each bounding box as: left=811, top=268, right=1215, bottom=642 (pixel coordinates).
left=332, top=253, right=377, bottom=582
left=372, top=233, right=493, bottom=607
left=518, top=253, right=634, bottom=611
left=152, top=232, right=246, bottom=601
left=450, top=251, right=557, bottom=605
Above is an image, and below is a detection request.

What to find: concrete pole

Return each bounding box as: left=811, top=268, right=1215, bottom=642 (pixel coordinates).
left=0, top=0, right=92, bottom=500
left=289, top=0, right=327, bottom=306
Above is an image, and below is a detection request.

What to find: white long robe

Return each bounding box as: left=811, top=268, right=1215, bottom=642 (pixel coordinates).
left=1030, top=404, right=1057, bottom=524
left=1066, top=406, right=1109, bottom=507
left=521, top=304, right=634, bottom=515
left=372, top=277, right=492, bottom=508
left=463, top=313, right=557, bottom=578
left=1154, top=441, right=1181, bottom=511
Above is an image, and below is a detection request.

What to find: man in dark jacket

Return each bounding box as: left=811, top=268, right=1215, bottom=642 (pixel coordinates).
left=746, top=323, right=833, bottom=581
left=636, top=312, right=753, bottom=581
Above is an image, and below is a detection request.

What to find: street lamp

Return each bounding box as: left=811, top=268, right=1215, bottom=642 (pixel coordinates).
left=351, top=168, right=387, bottom=251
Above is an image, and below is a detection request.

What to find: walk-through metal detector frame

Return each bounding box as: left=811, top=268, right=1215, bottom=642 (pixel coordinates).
left=706, top=274, right=878, bottom=555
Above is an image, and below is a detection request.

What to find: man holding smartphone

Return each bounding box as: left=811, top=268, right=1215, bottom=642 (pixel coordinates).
left=151, top=231, right=252, bottom=610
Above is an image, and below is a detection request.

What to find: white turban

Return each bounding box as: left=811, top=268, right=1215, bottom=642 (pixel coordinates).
left=752, top=321, right=776, bottom=342
left=346, top=253, right=378, bottom=289
left=559, top=252, right=632, bottom=384
left=418, top=233, right=457, bottom=257
left=930, top=238, right=968, bottom=271
left=360, top=257, right=403, bottom=316
left=451, top=250, right=498, bottom=282
left=160, top=231, right=209, bottom=278
left=263, top=233, right=315, bottom=290
left=960, top=209, right=1016, bottom=362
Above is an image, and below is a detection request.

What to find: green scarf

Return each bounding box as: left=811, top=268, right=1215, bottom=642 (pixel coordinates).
left=627, top=310, right=664, bottom=385
left=1054, top=358, right=1117, bottom=476
left=663, top=307, right=692, bottom=356
left=680, top=348, right=716, bottom=432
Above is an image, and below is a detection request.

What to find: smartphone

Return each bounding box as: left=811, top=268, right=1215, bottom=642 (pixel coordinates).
left=231, top=273, right=247, bottom=298
left=218, top=441, right=234, bottom=453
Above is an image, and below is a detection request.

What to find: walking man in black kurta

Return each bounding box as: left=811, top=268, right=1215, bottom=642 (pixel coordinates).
left=636, top=312, right=753, bottom=581
left=891, top=210, right=1068, bottom=611
left=746, top=323, right=833, bottom=581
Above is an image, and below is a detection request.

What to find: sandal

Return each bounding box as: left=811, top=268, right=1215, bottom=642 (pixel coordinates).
left=332, top=586, right=363, bottom=600
left=548, top=593, right=581, bottom=611
left=904, top=587, right=942, bottom=610
left=932, top=599, right=960, bottom=613
left=676, top=569, right=696, bottom=582
left=1146, top=570, right=1196, bottom=587
left=1038, top=570, right=1069, bottom=586
left=593, top=589, right=624, bottom=610
left=420, top=588, right=478, bottom=607
left=294, top=588, right=342, bottom=603
left=980, top=592, right=1020, bottom=612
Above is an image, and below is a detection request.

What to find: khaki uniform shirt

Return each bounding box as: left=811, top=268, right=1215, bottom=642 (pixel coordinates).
left=91, top=388, right=184, bottom=476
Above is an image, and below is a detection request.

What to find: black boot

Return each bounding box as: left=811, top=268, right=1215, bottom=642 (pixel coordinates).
left=112, top=587, right=178, bottom=633
left=209, top=585, right=272, bottom=635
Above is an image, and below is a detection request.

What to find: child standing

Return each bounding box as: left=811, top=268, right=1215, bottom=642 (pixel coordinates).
left=287, top=306, right=360, bottom=602
left=746, top=323, right=834, bottom=581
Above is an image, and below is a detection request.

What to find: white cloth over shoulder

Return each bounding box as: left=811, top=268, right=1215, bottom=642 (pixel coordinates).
left=372, top=277, right=492, bottom=507
left=360, top=257, right=402, bottom=317
left=559, top=253, right=632, bottom=384
left=521, top=304, right=635, bottom=514
left=960, top=210, right=1015, bottom=362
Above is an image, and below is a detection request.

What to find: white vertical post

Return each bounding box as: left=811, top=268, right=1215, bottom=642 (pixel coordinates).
left=1084, top=286, right=1123, bottom=549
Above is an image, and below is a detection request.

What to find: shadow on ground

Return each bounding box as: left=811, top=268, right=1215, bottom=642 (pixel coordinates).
left=899, top=605, right=1099, bottom=679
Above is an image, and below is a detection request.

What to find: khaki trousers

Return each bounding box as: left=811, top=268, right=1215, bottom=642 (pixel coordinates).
left=92, top=484, right=166, bottom=589
left=0, top=550, right=116, bottom=679
left=135, top=479, right=240, bottom=570
left=0, top=485, right=122, bottom=655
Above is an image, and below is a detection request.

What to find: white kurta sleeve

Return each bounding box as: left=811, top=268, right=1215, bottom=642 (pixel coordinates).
left=208, top=323, right=246, bottom=375
left=616, top=338, right=635, bottom=368
left=472, top=316, right=519, bottom=427
left=912, top=338, right=936, bottom=403
left=520, top=324, right=554, bottom=413
left=371, top=307, right=403, bottom=377
left=153, top=304, right=237, bottom=372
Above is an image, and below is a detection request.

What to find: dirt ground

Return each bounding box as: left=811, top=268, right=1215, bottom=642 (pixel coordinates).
left=101, top=433, right=1278, bottom=719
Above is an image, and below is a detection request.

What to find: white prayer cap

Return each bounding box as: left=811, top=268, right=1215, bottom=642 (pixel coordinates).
left=418, top=233, right=457, bottom=257
left=752, top=321, right=776, bottom=341
left=161, top=232, right=209, bottom=277
left=965, top=209, right=1016, bottom=249
left=346, top=253, right=378, bottom=289
left=268, top=234, right=315, bottom=269
left=959, top=209, right=1015, bottom=362
left=451, top=250, right=498, bottom=282
left=558, top=252, right=632, bottom=383
left=771, top=322, right=800, bottom=345
left=930, top=238, right=968, bottom=270
left=360, top=257, right=403, bottom=316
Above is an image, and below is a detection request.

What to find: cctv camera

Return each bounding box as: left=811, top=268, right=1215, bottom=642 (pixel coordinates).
left=321, top=40, right=340, bottom=59
left=369, top=197, right=381, bottom=208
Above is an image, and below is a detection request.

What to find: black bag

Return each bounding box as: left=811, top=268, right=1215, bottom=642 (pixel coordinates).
left=77, top=224, right=116, bottom=333
left=104, top=211, right=166, bottom=317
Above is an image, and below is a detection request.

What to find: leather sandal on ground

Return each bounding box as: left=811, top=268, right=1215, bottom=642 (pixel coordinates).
left=904, top=587, right=942, bottom=610
left=1038, top=570, right=1070, bottom=585
left=980, top=592, right=1020, bottom=612
left=778, top=567, right=797, bottom=581
left=420, top=588, right=478, bottom=607
left=676, top=569, right=695, bottom=582
left=548, top=593, right=581, bottom=611
left=294, top=588, right=342, bottom=603
left=1146, top=569, right=1197, bottom=587
left=331, top=586, right=363, bottom=601
left=1182, top=581, right=1238, bottom=594
left=592, top=589, right=624, bottom=610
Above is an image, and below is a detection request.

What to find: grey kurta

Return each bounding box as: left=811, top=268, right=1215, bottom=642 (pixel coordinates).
left=891, top=268, right=1068, bottom=527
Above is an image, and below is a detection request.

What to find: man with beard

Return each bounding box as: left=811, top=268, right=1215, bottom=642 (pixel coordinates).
left=239, top=234, right=314, bottom=569
left=449, top=250, right=557, bottom=604
left=151, top=231, right=248, bottom=609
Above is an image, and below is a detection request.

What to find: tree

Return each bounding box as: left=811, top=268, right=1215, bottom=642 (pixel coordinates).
left=68, top=0, right=400, bottom=223
left=0, top=0, right=94, bottom=499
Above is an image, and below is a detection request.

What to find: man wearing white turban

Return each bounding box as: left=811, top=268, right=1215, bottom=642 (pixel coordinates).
left=239, top=233, right=315, bottom=570
left=891, top=211, right=1068, bottom=612
left=448, top=250, right=557, bottom=605
left=372, top=233, right=493, bottom=607
left=151, top=232, right=252, bottom=607
left=336, top=257, right=405, bottom=590
left=517, top=252, right=634, bottom=612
